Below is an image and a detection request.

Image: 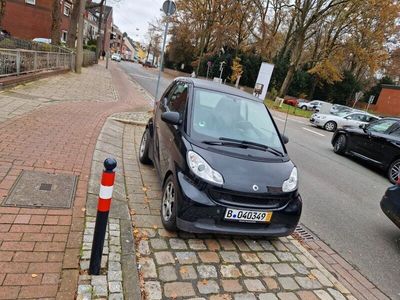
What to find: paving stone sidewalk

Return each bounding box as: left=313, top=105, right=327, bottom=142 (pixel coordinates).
left=0, top=61, right=151, bottom=299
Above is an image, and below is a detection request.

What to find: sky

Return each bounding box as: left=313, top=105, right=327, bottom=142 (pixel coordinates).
left=111, top=0, right=165, bottom=44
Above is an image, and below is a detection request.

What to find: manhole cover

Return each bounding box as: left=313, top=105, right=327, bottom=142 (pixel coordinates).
left=2, top=171, right=78, bottom=209
left=293, top=224, right=318, bottom=241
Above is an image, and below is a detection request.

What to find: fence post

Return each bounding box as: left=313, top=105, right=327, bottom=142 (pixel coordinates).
left=47, top=53, right=50, bottom=69
left=34, top=51, right=38, bottom=71
left=56, top=49, right=60, bottom=68
left=16, top=50, right=21, bottom=76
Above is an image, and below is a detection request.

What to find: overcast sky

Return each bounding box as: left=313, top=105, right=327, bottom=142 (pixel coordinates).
left=112, top=0, right=165, bottom=44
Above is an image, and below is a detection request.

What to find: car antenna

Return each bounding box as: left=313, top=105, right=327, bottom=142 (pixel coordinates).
left=283, top=102, right=290, bottom=135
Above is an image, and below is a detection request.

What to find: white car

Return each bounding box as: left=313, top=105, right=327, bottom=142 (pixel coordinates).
left=310, top=111, right=380, bottom=132
left=297, top=100, right=326, bottom=111
left=330, top=104, right=353, bottom=115
left=111, top=53, right=121, bottom=62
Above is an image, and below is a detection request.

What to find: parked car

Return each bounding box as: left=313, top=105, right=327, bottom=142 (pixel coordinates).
left=139, top=78, right=302, bottom=236
left=332, top=118, right=400, bottom=183
left=32, top=38, right=51, bottom=44
left=330, top=104, right=353, bottom=115
left=143, top=61, right=155, bottom=68
left=283, top=98, right=298, bottom=107
left=381, top=182, right=400, bottom=229
left=111, top=53, right=121, bottom=62
left=310, top=111, right=379, bottom=132
left=297, top=100, right=325, bottom=111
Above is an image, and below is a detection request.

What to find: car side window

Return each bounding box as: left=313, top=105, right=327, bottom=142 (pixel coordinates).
left=167, top=82, right=189, bottom=114
left=389, top=126, right=400, bottom=138
left=368, top=119, right=397, bottom=133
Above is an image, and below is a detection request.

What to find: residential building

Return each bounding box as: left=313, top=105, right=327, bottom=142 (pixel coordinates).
left=110, top=24, right=122, bottom=53
left=1, top=0, right=73, bottom=42
left=86, top=3, right=113, bottom=54
left=121, top=37, right=135, bottom=61
left=84, top=9, right=99, bottom=45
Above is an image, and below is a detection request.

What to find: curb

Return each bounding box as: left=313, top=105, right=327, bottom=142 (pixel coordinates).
left=111, top=117, right=147, bottom=126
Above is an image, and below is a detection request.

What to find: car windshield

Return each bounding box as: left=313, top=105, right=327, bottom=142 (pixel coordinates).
left=337, top=112, right=350, bottom=117
left=190, top=88, right=284, bottom=152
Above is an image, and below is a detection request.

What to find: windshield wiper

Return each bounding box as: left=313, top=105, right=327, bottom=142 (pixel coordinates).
left=202, top=137, right=284, bottom=157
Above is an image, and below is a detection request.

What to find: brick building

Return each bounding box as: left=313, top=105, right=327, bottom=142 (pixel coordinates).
left=1, top=0, right=72, bottom=42
left=374, top=85, right=400, bottom=116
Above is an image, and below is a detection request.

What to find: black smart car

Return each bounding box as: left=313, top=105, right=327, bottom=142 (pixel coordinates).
left=139, top=78, right=302, bottom=236
left=332, top=118, right=400, bottom=183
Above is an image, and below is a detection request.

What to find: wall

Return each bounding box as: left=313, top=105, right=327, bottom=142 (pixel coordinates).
left=375, top=86, right=400, bottom=116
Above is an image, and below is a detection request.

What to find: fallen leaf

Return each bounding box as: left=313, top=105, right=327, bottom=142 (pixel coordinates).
left=201, top=279, right=208, bottom=285
left=31, top=274, right=38, bottom=278
left=81, top=208, right=86, bottom=212
left=142, top=187, right=148, bottom=192
left=152, top=225, right=158, bottom=229
left=170, top=292, right=177, bottom=299
left=308, top=274, right=317, bottom=280
left=180, top=267, right=188, bottom=274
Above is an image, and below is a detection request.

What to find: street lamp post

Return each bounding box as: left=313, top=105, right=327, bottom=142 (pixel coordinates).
left=154, top=0, right=176, bottom=104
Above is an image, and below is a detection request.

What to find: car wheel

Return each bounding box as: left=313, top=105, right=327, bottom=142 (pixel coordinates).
left=324, top=121, right=337, bottom=132
left=161, top=175, right=178, bottom=231
left=301, top=106, right=307, bottom=110
left=333, top=134, right=347, bottom=154
left=139, top=128, right=152, bottom=164
left=388, top=159, right=400, bottom=184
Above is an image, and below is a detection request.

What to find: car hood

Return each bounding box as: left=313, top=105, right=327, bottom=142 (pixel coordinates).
left=191, top=144, right=295, bottom=193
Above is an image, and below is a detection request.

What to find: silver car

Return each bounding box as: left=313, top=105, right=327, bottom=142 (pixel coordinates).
left=310, top=111, right=380, bottom=132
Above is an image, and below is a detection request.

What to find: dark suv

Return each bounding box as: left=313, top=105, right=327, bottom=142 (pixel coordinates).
left=332, top=118, right=400, bottom=183
left=139, top=78, right=302, bottom=236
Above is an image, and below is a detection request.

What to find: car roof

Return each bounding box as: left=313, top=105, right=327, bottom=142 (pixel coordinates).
left=175, top=77, right=262, bottom=102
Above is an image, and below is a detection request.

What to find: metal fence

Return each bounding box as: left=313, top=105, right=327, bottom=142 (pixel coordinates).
left=0, top=48, right=75, bottom=77
left=83, top=50, right=97, bottom=67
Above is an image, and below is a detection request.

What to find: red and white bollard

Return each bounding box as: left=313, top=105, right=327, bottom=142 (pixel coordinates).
left=89, top=158, right=117, bottom=275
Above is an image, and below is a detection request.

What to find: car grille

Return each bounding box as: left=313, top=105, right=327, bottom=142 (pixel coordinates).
left=208, top=188, right=290, bottom=209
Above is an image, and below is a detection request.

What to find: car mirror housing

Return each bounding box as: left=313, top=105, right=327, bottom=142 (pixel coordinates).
left=161, top=111, right=182, bottom=125
left=281, top=134, right=289, bottom=144
left=359, top=123, right=367, bottom=131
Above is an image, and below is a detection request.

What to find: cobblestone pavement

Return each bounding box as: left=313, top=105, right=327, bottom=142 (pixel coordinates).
left=0, top=61, right=151, bottom=299
left=123, top=124, right=356, bottom=300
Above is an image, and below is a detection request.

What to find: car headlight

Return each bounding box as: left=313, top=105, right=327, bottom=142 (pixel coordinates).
left=282, top=167, right=298, bottom=192
left=187, top=151, right=224, bottom=185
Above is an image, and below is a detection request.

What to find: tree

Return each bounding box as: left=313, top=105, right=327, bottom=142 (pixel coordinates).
left=230, top=57, right=243, bottom=83
left=67, top=0, right=80, bottom=48
left=51, top=0, right=61, bottom=45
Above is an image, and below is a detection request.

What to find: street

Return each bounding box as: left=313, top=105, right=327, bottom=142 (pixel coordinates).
left=118, top=60, right=400, bottom=299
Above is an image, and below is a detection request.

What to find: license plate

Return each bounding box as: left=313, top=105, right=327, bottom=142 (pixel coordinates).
left=224, top=208, right=272, bottom=223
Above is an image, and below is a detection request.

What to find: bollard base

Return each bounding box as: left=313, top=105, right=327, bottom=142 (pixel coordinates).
left=89, top=210, right=109, bottom=275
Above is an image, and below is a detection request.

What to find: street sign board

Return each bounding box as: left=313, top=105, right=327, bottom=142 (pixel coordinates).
left=162, top=0, right=176, bottom=16
left=368, top=95, right=375, bottom=104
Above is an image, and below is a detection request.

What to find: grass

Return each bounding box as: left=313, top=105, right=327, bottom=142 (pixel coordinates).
left=264, top=99, right=314, bottom=119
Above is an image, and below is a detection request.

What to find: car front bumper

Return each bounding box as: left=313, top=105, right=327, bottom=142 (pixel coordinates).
left=175, top=172, right=302, bottom=237
left=309, top=117, right=325, bottom=127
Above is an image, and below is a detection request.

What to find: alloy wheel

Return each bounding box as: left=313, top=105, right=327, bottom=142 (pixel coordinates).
left=390, top=161, right=400, bottom=183
left=139, top=131, right=147, bottom=158
left=162, top=182, right=175, bottom=221
left=325, top=122, right=336, bottom=131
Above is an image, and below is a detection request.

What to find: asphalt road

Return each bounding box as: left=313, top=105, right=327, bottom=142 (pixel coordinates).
left=117, top=61, right=400, bottom=299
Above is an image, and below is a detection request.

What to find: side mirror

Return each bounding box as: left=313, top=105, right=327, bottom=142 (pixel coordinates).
left=281, top=134, right=289, bottom=144
left=161, top=111, right=181, bottom=125
left=359, top=123, right=367, bottom=131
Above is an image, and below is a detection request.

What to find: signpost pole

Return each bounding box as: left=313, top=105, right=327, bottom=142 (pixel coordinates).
left=155, top=1, right=176, bottom=105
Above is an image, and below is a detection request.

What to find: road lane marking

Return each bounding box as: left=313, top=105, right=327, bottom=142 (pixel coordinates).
left=302, top=127, right=325, bottom=136
left=274, top=117, right=285, bottom=122
left=129, top=73, right=157, bottom=80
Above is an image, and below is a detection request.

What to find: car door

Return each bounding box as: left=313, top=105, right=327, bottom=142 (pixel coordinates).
left=158, top=81, right=189, bottom=178
left=357, top=119, right=399, bottom=165
left=382, top=123, right=400, bottom=168
left=341, top=113, right=365, bottom=127
left=153, top=82, right=176, bottom=171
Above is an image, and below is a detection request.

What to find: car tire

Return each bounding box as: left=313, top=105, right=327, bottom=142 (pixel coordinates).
left=388, top=159, right=400, bottom=184
left=139, top=128, right=152, bottom=165
left=301, top=106, right=307, bottom=110
left=161, top=175, right=178, bottom=231
left=324, top=121, right=337, bottom=132
left=333, top=134, right=347, bottom=155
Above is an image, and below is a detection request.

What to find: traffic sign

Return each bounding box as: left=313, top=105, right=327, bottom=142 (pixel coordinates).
left=162, top=0, right=176, bottom=16
left=368, top=95, right=375, bottom=104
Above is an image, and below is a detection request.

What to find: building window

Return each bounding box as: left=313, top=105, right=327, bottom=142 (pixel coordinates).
left=25, top=0, right=36, bottom=5
left=64, top=3, right=71, bottom=16
left=61, top=31, right=68, bottom=43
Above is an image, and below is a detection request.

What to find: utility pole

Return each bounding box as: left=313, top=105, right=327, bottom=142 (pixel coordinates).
left=75, top=0, right=86, bottom=73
